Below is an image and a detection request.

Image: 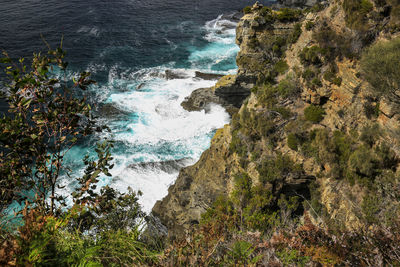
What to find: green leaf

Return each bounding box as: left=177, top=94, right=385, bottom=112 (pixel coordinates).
left=91, top=169, right=101, bottom=179
left=0, top=58, right=12, bottom=64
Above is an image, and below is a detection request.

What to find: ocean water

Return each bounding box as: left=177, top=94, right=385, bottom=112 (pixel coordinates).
left=0, top=0, right=273, bottom=212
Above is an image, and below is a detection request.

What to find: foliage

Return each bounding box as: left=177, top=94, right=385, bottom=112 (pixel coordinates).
left=243, top=6, right=252, bottom=14
left=342, top=0, right=373, bottom=30
left=363, top=101, right=380, bottom=119
left=287, top=23, right=303, bottom=44
left=287, top=133, right=300, bottom=151
left=0, top=47, right=159, bottom=266
left=311, top=78, right=322, bottom=87
left=302, top=68, right=316, bottom=81
left=276, top=248, right=310, bottom=266
left=276, top=74, right=300, bottom=98
left=360, top=37, right=400, bottom=104
left=299, top=45, right=324, bottom=65
left=313, top=22, right=358, bottom=59
left=276, top=8, right=303, bottom=22
left=305, top=21, right=315, bottom=30
left=323, top=71, right=342, bottom=86
left=304, top=105, right=325, bottom=123
left=15, top=188, right=156, bottom=266
left=0, top=46, right=111, bottom=215
left=273, top=59, right=289, bottom=74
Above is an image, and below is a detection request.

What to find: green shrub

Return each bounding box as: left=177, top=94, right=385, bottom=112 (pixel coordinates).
left=274, top=106, right=293, bottom=119
left=332, top=77, right=342, bottom=86
left=360, top=37, right=400, bottom=103
left=287, top=133, right=299, bottom=151
left=288, top=23, right=302, bottom=44
left=232, top=173, right=252, bottom=210
left=305, top=21, right=315, bottom=30
left=360, top=124, right=381, bottom=147
left=323, top=71, right=342, bottom=86
left=323, top=71, right=335, bottom=82
left=299, top=46, right=323, bottom=65
left=258, top=154, right=301, bottom=184
left=362, top=194, right=380, bottom=224
left=227, top=241, right=261, bottom=266
left=313, top=24, right=357, bottom=59
left=274, top=60, right=289, bottom=74
left=302, top=68, right=316, bottom=81
left=311, top=78, right=322, bottom=87
left=310, top=3, right=325, bottom=13
left=276, top=8, right=302, bottom=22
left=304, top=105, right=325, bottom=123
left=342, top=0, right=373, bottom=30
left=276, top=249, right=310, bottom=267
left=243, top=6, right=252, bottom=14
left=276, top=75, right=300, bottom=98
left=348, top=145, right=377, bottom=177
left=229, top=131, right=247, bottom=157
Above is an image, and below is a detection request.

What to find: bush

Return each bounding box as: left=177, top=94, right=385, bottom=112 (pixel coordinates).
left=342, top=0, right=373, bottom=30
left=332, top=77, right=342, bottom=86
left=313, top=24, right=357, bottom=59
left=276, top=75, right=300, bottom=98
left=323, top=71, right=342, bottom=86
left=304, top=105, right=325, bottom=123
left=243, top=6, right=252, bottom=14
left=305, top=21, right=315, bottom=30
left=302, top=68, right=316, bottom=81
left=276, top=8, right=302, bottom=22
left=299, top=46, right=323, bottom=65
left=288, top=23, right=302, bottom=44
left=287, top=133, right=300, bottom=151
left=311, top=78, right=322, bottom=87
left=274, top=60, right=289, bottom=74
left=360, top=37, right=400, bottom=104
left=310, top=3, right=325, bottom=13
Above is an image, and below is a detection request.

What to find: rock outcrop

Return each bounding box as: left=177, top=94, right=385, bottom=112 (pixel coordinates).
left=152, top=126, right=234, bottom=238
left=153, top=1, right=400, bottom=240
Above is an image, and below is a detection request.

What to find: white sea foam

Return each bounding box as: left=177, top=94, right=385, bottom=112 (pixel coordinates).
left=60, top=14, right=239, bottom=212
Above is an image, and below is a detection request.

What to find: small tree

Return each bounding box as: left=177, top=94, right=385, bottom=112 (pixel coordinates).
left=0, top=43, right=112, bottom=217
left=360, top=37, right=400, bottom=104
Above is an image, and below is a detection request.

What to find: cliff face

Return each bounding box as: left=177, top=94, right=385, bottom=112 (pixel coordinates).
left=153, top=0, right=400, bottom=240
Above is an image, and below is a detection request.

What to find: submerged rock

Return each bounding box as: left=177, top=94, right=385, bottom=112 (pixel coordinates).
left=97, top=103, right=129, bottom=118
left=165, top=70, right=190, bottom=80
left=128, top=158, right=193, bottom=174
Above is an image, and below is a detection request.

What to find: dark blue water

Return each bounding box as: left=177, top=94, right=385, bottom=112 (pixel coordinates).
left=0, top=0, right=273, bottom=211
left=1, top=0, right=272, bottom=71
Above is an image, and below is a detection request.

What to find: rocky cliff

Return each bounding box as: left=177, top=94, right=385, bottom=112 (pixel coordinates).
left=153, top=0, right=400, bottom=243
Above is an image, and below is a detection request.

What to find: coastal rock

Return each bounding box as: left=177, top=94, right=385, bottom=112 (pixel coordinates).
left=165, top=69, right=190, bottom=80
left=181, top=87, right=221, bottom=111
left=97, top=103, right=129, bottom=117
left=194, top=71, right=225, bottom=81
left=128, top=158, right=193, bottom=174
left=213, top=75, right=252, bottom=108
left=152, top=125, right=233, bottom=238
left=153, top=1, right=400, bottom=241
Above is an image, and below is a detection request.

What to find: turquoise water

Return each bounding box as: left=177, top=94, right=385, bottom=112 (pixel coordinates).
left=57, top=15, right=239, bottom=211
left=0, top=1, right=273, bottom=214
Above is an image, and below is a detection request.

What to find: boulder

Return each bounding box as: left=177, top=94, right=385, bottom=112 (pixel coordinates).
left=194, top=71, right=225, bottom=80
left=165, top=70, right=190, bottom=80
